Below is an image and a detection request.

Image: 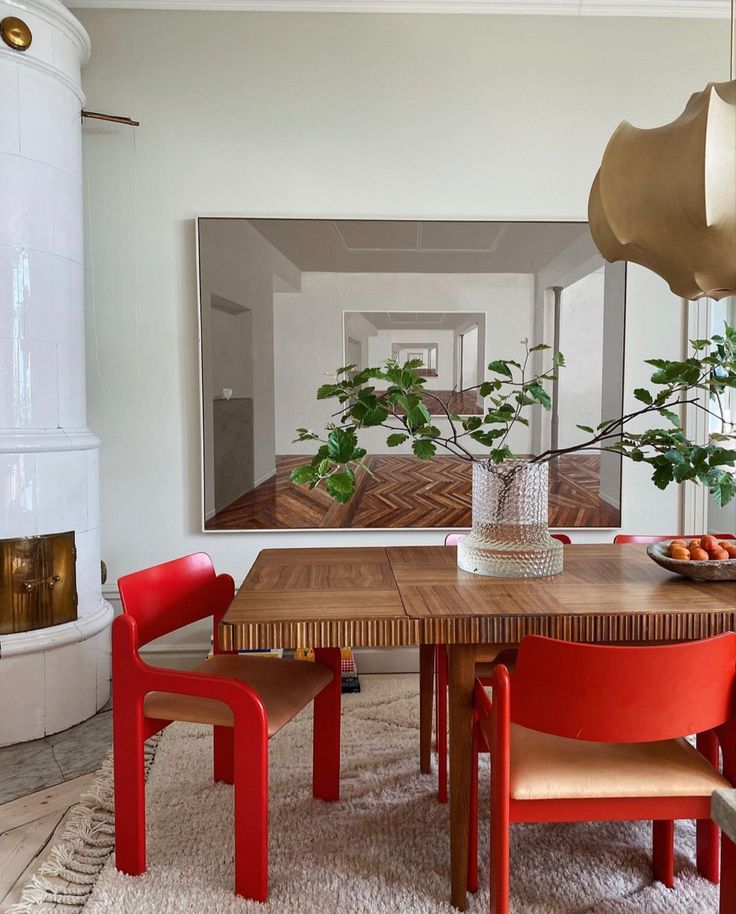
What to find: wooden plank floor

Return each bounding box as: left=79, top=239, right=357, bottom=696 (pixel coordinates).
left=0, top=774, right=95, bottom=911
left=206, top=454, right=620, bottom=530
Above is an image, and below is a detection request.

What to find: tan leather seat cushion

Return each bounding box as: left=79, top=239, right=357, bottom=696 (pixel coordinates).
left=511, top=725, right=730, bottom=800
left=480, top=720, right=729, bottom=800
left=144, top=655, right=333, bottom=737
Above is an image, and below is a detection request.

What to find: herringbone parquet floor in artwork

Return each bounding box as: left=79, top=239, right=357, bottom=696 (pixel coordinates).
left=205, top=454, right=620, bottom=530
left=420, top=390, right=484, bottom=416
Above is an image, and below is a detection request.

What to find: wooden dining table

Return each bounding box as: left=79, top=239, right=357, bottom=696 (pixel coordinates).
left=220, top=543, right=736, bottom=910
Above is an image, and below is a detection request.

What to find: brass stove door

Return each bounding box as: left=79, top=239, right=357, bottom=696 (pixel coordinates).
left=0, top=532, right=78, bottom=636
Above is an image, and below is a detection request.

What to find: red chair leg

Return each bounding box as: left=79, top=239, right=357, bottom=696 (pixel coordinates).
left=113, top=703, right=147, bottom=877
left=698, top=730, right=721, bottom=883
left=467, top=726, right=479, bottom=894
left=490, top=810, right=510, bottom=914
left=721, top=833, right=736, bottom=914
left=214, top=725, right=234, bottom=784
left=233, top=723, right=269, bottom=900
left=434, top=645, right=441, bottom=753
left=312, top=647, right=342, bottom=802
left=652, top=819, right=675, bottom=888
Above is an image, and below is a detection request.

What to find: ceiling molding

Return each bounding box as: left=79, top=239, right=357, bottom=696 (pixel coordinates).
left=63, top=0, right=730, bottom=16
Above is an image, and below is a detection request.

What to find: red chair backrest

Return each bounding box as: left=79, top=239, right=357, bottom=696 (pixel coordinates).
left=445, top=532, right=571, bottom=545
left=510, top=634, right=736, bottom=743
left=614, top=533, right=735, bottom=544
left=118, top=553, right=230, bottom=647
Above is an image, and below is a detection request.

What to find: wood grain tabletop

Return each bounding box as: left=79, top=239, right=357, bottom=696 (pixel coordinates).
left=219, top=544, right=736, bottom=650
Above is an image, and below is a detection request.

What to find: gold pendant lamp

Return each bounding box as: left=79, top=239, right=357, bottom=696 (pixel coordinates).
left=588, top=5, right=736, bottom=301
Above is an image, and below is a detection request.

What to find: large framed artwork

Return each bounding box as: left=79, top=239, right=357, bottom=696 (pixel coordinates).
left=197, top=218, right=626, bottom=531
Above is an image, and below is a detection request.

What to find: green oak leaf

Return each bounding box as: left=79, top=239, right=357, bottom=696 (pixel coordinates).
left=527, top=384, right=551, bottom=410
left=290, top=465, right=319, bottom=486
left=412, top=439, right=437, bottom=459
left=326, top=428, right=359, bottom=464
left=326, top=471, right=356, bottom=503
left=487, top=360, right=513, bottom=379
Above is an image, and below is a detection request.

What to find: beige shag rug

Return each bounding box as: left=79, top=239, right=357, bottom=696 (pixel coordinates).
left=11, top=676, right=717, bottom=913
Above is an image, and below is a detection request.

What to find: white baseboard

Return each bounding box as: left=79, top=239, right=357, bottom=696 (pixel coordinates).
left=352, top=647, right=419, bottom=674
left=253, top=467, right=277, bottom=488
left=139, top=644, right=210, bottom=670
left=599, top=492, right=621, bottom=510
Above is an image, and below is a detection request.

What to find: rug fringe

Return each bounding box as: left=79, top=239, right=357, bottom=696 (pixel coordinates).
left=6, top=734, right=161, bottom=914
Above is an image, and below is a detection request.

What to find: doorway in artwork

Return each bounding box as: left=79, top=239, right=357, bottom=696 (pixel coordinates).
left=344, top=311, right=486, bottom=418
left=208, top=295, right=256, bottom=517
left=459, top=324, right=481, bottom=414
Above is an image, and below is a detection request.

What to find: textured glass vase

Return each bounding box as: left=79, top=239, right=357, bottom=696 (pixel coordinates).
left=456, top=460, right=563, bottom=578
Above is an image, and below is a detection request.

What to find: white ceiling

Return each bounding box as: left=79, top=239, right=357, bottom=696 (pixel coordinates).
left=354, top=310, right=483, bottom=329
left=247, top=218, right=594, bottom=274
left=64, top=0, right=729, bottom=15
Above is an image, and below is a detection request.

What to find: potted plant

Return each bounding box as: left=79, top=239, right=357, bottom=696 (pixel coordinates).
left=291, top=327, right=736, bottom=577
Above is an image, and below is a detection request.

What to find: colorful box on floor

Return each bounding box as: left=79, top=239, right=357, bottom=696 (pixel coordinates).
left=296, top=647, right=360, bottom=693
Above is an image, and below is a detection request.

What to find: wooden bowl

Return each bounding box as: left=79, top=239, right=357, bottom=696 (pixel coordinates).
left=647, top=542, right=736, bottom=581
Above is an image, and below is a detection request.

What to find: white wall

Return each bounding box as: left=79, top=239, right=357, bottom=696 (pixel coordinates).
left=74, top=10, right=725, bottom=658
left=273, top=271, right=533, bottom=454
left=556, top=269, right=604, bottom=449
left=460, top=324, right=479, bottom=389
left=706, top=296, right=736, bottom=534
left=599, top=262, right=627, bottom=509
left=619, top=264, right=686, bottom=534
left=531, top=233, right=605, bottom=454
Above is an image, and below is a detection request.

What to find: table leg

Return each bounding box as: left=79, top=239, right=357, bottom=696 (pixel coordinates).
left=419, top=644, right=435, bottom=774
left=448, top=644, right=477, bottom=911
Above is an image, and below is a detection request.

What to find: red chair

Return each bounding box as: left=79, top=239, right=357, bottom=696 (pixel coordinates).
left=113, top=553, right=342, bottom=901
left=472, top=634, right=736, bottom=914
left=614, top=533, right=734, bottom=544
left=612, top=531, right=736, bottom=896
left=424, top=532, right=572, bottom=802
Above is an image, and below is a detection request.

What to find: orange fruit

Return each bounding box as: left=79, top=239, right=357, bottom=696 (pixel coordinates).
left=701, top=535, right=719, bottom=554
left=712, top=549, right=730, bottom=560
left=669, top=546, right=689, bottom=560
left=670, top=539, right=687, bottom=549
left=688, top=539, right=702, bottom=550
left=722, top=543, right=736, bottom=558
left=690, top=547, right=709, bottom=561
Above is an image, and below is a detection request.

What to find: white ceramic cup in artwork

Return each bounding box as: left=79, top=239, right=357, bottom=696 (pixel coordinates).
left=222, top=388, right=233, bottom=399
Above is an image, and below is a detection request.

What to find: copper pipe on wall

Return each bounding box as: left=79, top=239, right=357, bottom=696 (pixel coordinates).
left=81, top=110, right=140, bottom=127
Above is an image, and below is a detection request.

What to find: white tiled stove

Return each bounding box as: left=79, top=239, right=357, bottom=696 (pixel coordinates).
left=0, top=0, right=112, bottom=745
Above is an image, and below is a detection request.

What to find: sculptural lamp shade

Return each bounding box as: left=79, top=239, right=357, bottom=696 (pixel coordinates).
left=588, top=79, right=736, bottom=301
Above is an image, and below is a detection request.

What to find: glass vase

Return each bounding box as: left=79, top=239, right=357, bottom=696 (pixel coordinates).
left=456, top=460, right=563, bottom=578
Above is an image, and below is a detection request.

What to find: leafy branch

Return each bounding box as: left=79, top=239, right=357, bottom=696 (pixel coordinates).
left=291, top=326, right=736, bottom=507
